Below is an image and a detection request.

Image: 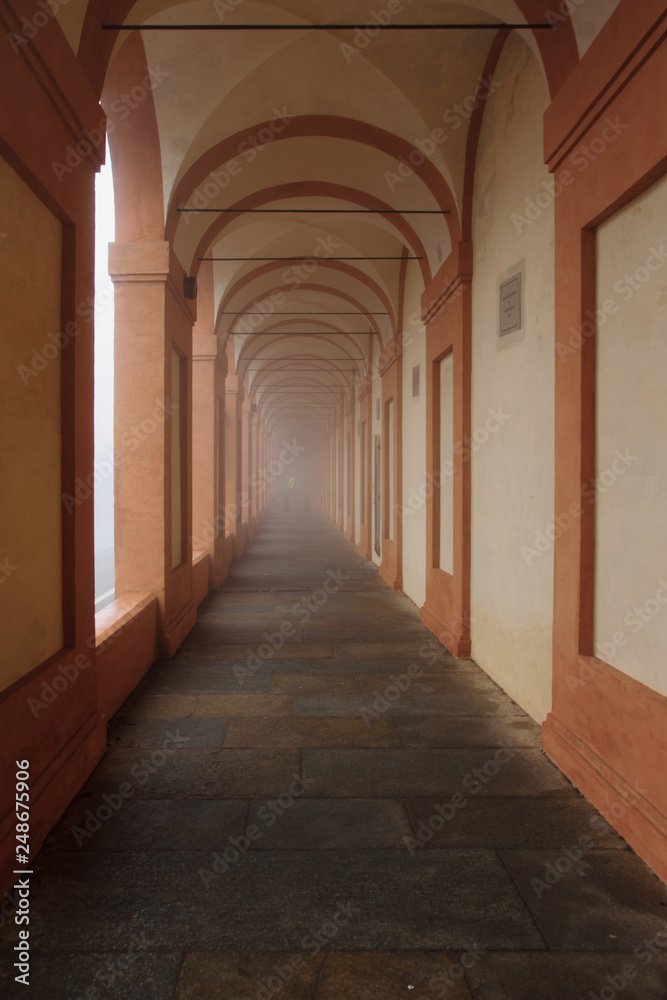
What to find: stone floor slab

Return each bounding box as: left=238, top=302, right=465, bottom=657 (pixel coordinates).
left=315, top=951, right=473, bottom=999
left=108, top=717, right=229, bottom=749
left=246, top=799, right=413, bottom=849
left=395, top=716, right=541, bottom=747
left=187, top=642, right=335, bottom=661
left=175, top=951, right=326, bottom=1000
left=404, top=797, right=628, bottom=849
left=82, top=748, right=303, bottom=798
left=500, top=849, right=667, bottom=950
left=271, top=673, right=361, bottom=694
left=0, top=850, right=544, bottom=951
left=43, top=798, right=249, bottom=852
left=306, top=656, right=467, bottom=674
left=0, top=949, right=183, bottom=1000
left=148, top=665, right=274, bottom=695
left=301, top=749, right=576, bottom=797
left=466, top=952, right=667, bottom=1000
left=224, top=716, right=402, bottom=748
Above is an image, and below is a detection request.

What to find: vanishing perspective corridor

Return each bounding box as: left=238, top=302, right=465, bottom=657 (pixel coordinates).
left=3, top=512, right=666, bottom=999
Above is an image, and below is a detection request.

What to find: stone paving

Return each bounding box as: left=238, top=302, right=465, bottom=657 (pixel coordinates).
left=2, top=511, right=667, bottom=998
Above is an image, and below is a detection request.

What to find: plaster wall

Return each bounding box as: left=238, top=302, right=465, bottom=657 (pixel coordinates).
left=400, top=267, right=427, bottom=607
left=470, top=35, right=555, bottom=723
left=439, top=352, right=454, bottom=574
left=0, top=155, right=63, bottom=690
left=594, top=173, right=667, bottom=696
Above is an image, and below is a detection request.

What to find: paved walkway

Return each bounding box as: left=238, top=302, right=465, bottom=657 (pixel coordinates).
left=3, top=511, right=667, bottom=998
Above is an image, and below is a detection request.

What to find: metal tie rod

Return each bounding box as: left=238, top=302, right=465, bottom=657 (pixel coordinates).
left=221, top=311, right=389, bottom=315
left=201, top=256, right=421, bottom=261
left=104, top=24, right=554, bottom=31
left=180, top=207, right=447, bottom=214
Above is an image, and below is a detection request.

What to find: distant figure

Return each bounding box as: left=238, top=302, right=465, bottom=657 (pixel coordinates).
left=285, top=476, right=297, bottom=512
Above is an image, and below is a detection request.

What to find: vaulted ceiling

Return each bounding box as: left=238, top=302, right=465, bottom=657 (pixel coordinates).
left=61, top=0, right=616, bottom=439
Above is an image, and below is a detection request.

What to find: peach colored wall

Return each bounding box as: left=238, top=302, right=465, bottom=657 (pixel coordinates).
left=192, top=553, right=210, bottom=607
left=0, top=154, right=63, bottom=691
left=95, top=593, right=158, bottom=719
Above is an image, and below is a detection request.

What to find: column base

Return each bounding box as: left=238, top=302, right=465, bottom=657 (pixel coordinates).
left=421, top=600, right=471, bottom=657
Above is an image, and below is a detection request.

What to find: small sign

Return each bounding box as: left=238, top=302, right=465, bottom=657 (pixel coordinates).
left=499, top=272, right=522, bottom=336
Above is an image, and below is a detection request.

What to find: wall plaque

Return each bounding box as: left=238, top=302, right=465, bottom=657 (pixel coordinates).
left=499, top=272, right=522, bottom=336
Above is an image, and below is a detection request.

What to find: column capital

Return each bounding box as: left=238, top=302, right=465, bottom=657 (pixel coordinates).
left=421, top=240, right=473, bottom=324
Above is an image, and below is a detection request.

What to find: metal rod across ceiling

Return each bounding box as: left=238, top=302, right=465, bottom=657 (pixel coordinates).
left=104, top=24, right=553, bottom=31
left=180, top=208, right=448, bottom=214
left=221, top=311, right=389, bottom=315
left=201, top=256, right=422, bottom=261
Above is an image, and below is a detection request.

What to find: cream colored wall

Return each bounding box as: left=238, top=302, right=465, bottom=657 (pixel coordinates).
left=439, top=353, right=454, bottom=574
left=470, top=34, right=555, bottom=724
left=594, top=173, right=667, bottom=696
left=569, top=0, right=624, bottom=57
left=354, top=393, right=361, bottom=546
left=0, top=155, right=63, bottom=691
left=55, top=0, right=88, bottom=54
left=400, top=269, right=427, bottom=607
left=170, top=348, right=183, bottom=569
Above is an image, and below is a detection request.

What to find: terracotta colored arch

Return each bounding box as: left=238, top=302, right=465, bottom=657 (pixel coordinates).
left=101, top=31, right=164, bottom=242
left=216, top=256, right=396, bottom=335
left=79, top=3, right=577, bottom=104
left=169, top=115, right=459, bottom=248
left=188, top=180, right=432, bottom=285
left=240, top=322, right=370, bottom=371
left=220, top=281, right=387, bottom=353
